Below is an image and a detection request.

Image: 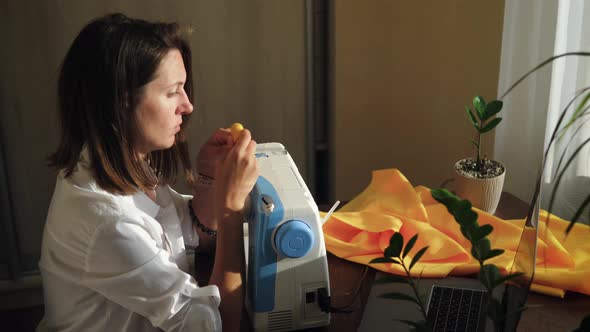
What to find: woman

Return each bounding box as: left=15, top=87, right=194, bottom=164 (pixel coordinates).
left=38, top=13, right=257, bottom=332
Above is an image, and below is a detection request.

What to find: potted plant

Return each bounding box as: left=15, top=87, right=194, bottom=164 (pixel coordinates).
left=454, top=96, right=505, bottom=214
left=370, top=52, right=590, bottom=332
left=370, top=189, right=524, bottom=332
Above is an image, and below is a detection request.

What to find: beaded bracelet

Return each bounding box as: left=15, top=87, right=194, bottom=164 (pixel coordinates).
left=188, top=199, right=217, bottom=236
left=196, top=173, right=214, bottom=187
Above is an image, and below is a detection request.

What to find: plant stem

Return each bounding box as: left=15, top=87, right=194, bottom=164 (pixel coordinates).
left=477, top=124, right=482, bottom=172
left=474, top=248, right=501, bottom=331
left=400, top=257, right=429, bottom=321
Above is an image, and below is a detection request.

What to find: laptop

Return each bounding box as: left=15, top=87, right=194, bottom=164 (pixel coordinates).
left=358, top=198, right=540, bottom=332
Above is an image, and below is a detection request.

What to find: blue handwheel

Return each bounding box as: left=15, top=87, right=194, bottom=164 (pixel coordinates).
left=274, top=220, right=314, bottom=258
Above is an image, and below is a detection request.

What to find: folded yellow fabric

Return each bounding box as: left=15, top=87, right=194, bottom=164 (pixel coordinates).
left=321, top=169, right=590, bottom=297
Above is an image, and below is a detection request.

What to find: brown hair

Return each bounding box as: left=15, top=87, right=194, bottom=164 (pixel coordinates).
left=48, top=13, right=194, bottom=194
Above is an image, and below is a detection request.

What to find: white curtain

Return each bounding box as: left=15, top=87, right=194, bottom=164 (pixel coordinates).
left=496, top=0, right=590, bottom=223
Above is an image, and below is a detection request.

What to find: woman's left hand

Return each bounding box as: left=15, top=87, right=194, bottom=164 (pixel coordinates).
left=196, top=128, right=232, bottom=178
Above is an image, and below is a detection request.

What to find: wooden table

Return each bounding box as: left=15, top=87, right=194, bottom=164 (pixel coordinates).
left=196, top=192, right=590, bottom=331
left=310, top=253, right=376, bottom=331
left=194, top=240, right=376, bottom=331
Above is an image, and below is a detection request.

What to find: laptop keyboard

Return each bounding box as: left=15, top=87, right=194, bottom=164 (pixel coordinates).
left=426, top=285, right=488, bottom=332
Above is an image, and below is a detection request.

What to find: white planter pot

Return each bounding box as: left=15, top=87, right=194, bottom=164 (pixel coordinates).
left=453, top=159, right=506, bottom=214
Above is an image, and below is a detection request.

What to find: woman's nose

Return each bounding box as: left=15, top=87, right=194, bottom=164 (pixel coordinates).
left=181, top=100, right=194, bottom=115
left=179, top=91, right=193, bottom=115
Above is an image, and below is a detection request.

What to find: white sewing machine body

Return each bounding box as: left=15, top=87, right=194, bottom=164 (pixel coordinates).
left=244, top=143, right=331, bottom=331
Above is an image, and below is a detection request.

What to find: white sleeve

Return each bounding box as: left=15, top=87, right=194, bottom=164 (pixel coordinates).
left=84, top=220, right=221, bottom=332
left=168, top=188, right=199, bottom=247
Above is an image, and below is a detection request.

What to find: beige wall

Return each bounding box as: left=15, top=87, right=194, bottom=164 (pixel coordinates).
left=331, top=0, right=506, bottom=200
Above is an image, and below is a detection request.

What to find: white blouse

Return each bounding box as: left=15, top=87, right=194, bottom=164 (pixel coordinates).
left=38, top=157, right=221, bottom=332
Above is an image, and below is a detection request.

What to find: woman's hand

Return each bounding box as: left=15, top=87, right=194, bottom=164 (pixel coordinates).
left=195, top=129, right=233, bottom=179
left=214, top=129, right=258, bottom=215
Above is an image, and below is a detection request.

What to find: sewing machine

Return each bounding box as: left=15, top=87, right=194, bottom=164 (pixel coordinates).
left=243, top=142, right=331, bottom=331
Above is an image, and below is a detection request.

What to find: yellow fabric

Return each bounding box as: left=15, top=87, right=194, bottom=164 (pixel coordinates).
left=321, top=169, right=590, bottom=297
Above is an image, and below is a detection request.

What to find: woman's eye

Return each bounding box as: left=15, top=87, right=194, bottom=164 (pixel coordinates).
left=167, top=86, right=184, bottom=97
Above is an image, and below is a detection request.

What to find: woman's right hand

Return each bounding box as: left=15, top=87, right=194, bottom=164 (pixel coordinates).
left=214, top=129, right=259, bottom=219
left=208, top=129, right=256, bottom=331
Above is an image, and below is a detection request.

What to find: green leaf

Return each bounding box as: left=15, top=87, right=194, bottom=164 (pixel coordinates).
left=379, top=292, right=420, bottom=305
left=455, top=205, right=478, bottom=227
left=431, top=188, right=460, bottom=207
left=548, top=138, right=590, bottom=212
left=431, top=188, right=454, bottom=200
left=369, top=257, right=400, bottom=264
left=556, top=88, right=590, bottom=143
left=499, top=52, right=590, bottom=100
left=432, top=189, right=480, bottom=229
left=471, top=224, right=493, bottom=242
left=449, top=199, right=478, bottom=227
left=480, top=117, right=503, bottom=133
left=409, top=246, right=429, bottom=271
left=433, top=189, right=472, bottom=219
left=471, top=246, right=481, bottom=260
left=403, top=234, right=418, bottom=258
left=483, top=248, right=504, bottom=261
left=546, top=136, right=590, bottom=234
left=374, top=275, right=410, bottom=285
left=482, top=100, right=503, bottom=121
left=473, top=95, right=486, bottom=119
left=460, top=226, right=474, bottom=241
left=465, top=106, right=479, bottom=129
left=492, top=272, right=525, bottom=288
left=461, top=223, right=480, bottom=242
left=563, top=91, right=590, bottom=133
left=474, top=238, right=491, bottom=259
left=567, top=192, right=590, bottom=235
left=385, top=233, right=404, bottom=258
left=448, top=198, right=466, bottom=214
left=479, top=264, right=500, bottom=291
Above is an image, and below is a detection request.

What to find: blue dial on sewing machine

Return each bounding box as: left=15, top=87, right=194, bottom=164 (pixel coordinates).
left=274, top=220, right=314, bottom=258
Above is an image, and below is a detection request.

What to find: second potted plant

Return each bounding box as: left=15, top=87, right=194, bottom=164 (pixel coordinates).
left=454, top=95, right=505, bottom=214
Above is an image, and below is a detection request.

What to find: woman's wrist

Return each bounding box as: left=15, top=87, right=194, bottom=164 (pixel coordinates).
left=188, top=199, right=217, bottom=236
left=196, top=172, right=214, bottom=185
left=214, top=208, right=245, bottom=233
left=190, top=178, right=217, bottom=238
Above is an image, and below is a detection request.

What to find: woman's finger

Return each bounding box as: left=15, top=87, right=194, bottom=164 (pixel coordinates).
left=208, top=129, right=232, bottom=145
left=245, top=139, right=257, bottom=155
left=234, top=129, right=252, bottom=151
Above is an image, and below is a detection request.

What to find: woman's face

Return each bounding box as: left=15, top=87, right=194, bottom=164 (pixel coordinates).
left=135, top=49, right=193, bottom=156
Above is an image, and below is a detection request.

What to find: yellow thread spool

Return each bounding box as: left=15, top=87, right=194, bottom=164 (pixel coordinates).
left=230, top=123, right=244, bottom=142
